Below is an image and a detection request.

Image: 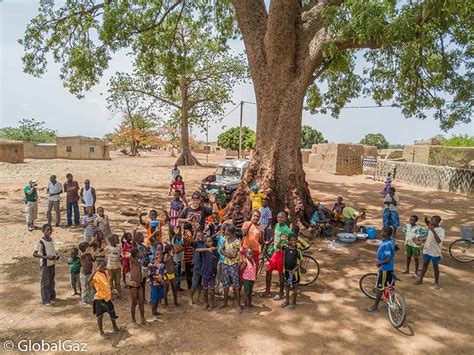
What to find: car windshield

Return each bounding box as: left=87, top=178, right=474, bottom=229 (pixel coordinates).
left=216, top=166, right=241, bottom=178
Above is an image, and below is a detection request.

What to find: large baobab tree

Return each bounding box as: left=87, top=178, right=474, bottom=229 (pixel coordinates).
left=227, top=0, right=472, bottom=219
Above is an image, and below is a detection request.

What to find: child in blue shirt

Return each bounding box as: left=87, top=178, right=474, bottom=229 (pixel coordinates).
left=368, top=226, right=395, bottom=312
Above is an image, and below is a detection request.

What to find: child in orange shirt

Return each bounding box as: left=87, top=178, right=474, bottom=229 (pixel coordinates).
left=91, top=260, right=119, bottom=338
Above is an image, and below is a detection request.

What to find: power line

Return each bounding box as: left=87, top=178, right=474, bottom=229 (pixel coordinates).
left=221, top=103, right=240, bottom=119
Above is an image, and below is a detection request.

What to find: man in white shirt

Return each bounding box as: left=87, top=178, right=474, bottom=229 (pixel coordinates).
left=46, top=175, right=63, bottom=226
left=415, top=216, right=445, bottom=290
left=33, top=224, right=59, bottom=305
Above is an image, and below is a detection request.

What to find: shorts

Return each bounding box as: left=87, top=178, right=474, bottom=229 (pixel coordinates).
left=243, top=280, right=254, bottom=296
left=422, top=254, right=441, bottom=265
left=383, top=209, right=400, bottom=230
left=93, top=300, right=118, bottom=319
left=405, top=245, right=420, bottom=257
left=203, top=276, right=216, bottom=289
left=167, top=273, right=176, bottom=281
left=376, top=270, right=393, bottom=291
left=284, top=270, right=300, bottom=285
left=222, top=263, right=240, bottom=289
left=191, top=272, right=202, bottom=289
left=267, top=250, right=283, bottom=274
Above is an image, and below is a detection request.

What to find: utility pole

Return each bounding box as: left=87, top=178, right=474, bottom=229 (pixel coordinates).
left=206, top=117, right=209, bottom=163
left=238, top=100, right=243, bottom=159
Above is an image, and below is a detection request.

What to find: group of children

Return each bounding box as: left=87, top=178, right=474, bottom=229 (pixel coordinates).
left=32, top=168, right=447, bottom=337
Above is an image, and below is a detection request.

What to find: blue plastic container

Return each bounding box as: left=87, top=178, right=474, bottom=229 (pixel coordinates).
left=366, top=227, right=377, bottom=239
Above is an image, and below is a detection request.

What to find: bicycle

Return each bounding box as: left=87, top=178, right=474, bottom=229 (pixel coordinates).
left=449, top=226, right=473, bottom=263
left=359, top=272, right=407, bottom=329
left=257, top=245, right=320, bottom=286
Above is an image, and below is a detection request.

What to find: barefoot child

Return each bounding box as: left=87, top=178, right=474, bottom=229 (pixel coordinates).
left=33, top=224, right=59, bottom=305
left=231, top=204, right=245, bottom=239
left=91, top=259, right=119, bottom=338
left=148, top=250, right=167, bottom=319
left=240, top=248, right=257, bottom=309
left=171, top=226, right=184, bottom=291
left=415, top=216, right=445, bottom=290
left=121, top=232, right=133, bottom=288
left=68, top=247, right=81, bottom=296
left=79, top=242, right=94, bottom=304
left=383, top=187, right=400, bottom=237
left=281, top=234, right=302, bottom=310
left=190, top=231, right=206, bottom=305
left=220, top=224, right=242, bottom=312
left=263, top=212, right=291, bottom=300
left=137, top=208, right=167, bottom=245
left=195, top=236, right=219, bottom=311
left=129, top=247, right=146, bottom=325
left=368, top=227, right=395, bottom=312
left=163, top=244, right=179, bottom=306
left=402, top=216, right=427, bottom=276
left=331, top=197, right=345, bottom=223
left=94, top=207, right=111, bottom=238
left=259, top=198, right=273, bottom=242
left=82, top=207, right=97, bottom=243
left=106, top=234, right=122, bottom=298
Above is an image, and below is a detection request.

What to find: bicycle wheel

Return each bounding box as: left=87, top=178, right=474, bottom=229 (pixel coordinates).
left=359, top=273, right=378, bottom=300
left=387, top=290, right=407, bottom=328
left=449, top=239, right=474, bottom=263
left=299, top=255, right=320, bottom=286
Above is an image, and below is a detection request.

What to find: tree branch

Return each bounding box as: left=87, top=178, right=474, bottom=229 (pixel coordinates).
left=120, top=88, right=182, bottom=110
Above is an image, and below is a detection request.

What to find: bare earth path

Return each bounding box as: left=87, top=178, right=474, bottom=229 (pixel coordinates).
left=0, top=151, right=472, bottom=354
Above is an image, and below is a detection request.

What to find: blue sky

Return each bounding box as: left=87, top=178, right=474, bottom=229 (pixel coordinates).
left=1, top=0, right=472, bottom=144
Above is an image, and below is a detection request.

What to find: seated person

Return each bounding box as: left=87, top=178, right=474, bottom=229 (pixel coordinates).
left=332, top=197, right=345, bottom=223
left=342, top=207, right=366, bottom=233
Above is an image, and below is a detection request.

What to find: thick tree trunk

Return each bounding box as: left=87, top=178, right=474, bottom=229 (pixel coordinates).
left=175, top=109, right=200, bottom=166
left=228, top=80, right=314, bottom=222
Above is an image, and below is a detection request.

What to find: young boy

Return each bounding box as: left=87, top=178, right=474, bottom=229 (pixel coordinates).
left=137, top=208, right=167, bottom=245
left=94, top=207, right=111, bottom=238
left=331, top=196, right=345, bottom=223
left=259, top=198, right=273, bottom=241
left=168, top=191, right=184, bottom=239
left=383, top=187, right=400, bottom=237
left=68, top=247, right=81, bottom=296
left=204, top=212, right=221, bottom=237
left=82, top=207, right=97, bottom=243
left=106, top=234, right=122, bottom=298
left=91, top=259, right=119, bottom=338
left=196, top=236, right=219, bottom=311
left=240, top=248, right=257, bottom=309
left=402, top=216, right=427, bottom=276
left=415, top=216, right=445, bottom=290
left=249, top=184, right=267, bottom=212
left=182, top=224, right=195, bottom=290
left=263, top=212, right=291, bottom=300
left=33, top=224, right=59, bottom=305
left=231, top=204, right=245, bottom=239
left=281, top=234, right=302, bottom=310
left=190, top=231, right=206, bottom=305
left=171, top=163, right=180, bottom=183
left=171, top=226, right=185, bottom=291
left=80, top=179, right=97, bottom=214
left=163, top=244, right=180, bottom=307
left=79, top=242, right=95, bottom=304
left=220, top=224, right=242, bottom=312
left=368, top=227, right=395, bottom=312
left=148, top=249, right=167, bottom=319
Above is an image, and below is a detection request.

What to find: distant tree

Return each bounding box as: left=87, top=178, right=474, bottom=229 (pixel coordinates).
left=218, top=127, right=256, bottom=151
left=0, top=118, right=56, bottom=142
left=301, top=125, right=324, bottom=149
left=442, top=134, right=474, bottom=147
left=389, top=144, right=405, bottom=149
left=360, top=133, right=389, bottom=149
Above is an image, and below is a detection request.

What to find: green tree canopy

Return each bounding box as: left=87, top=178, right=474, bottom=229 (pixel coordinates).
left=0, top=118, right=56, bottom=142
left=442, top=134, right=474, bottom=147
left=360, top=133, right=389, bottom=149
left=301, top=125, right=325, bottom=149
left=218, top=127, right=255, bottom=151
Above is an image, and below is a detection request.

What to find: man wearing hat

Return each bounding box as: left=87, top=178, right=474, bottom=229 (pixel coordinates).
left=24, top=178, right=39, bottom=231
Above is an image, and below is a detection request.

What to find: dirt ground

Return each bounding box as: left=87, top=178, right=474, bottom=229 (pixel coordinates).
left=0, top=151, right=473, bottom=354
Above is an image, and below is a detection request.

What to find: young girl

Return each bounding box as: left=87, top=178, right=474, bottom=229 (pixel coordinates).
left=163, top=244, right=179, bottom=307
left=148, top=249, right=167, bottom=319
left=380, top=172, right=393, bottom=196
left=106, top=234, right=122, bottom=298
left=282, top=234, right=302, bottom=310
left=169, top=175, right=187, bottom=204
left=129, top=247, right=146, bottom=325
left=121, top=231, right=133, bottom=288
left=240, top=248, right=257, bottom=309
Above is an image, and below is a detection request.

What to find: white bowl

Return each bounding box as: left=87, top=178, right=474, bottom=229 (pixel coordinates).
left=337, top=233, right=357, bottom=243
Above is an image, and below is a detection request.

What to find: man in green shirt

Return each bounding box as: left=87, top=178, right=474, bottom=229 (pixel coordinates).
left=24, top=178, right=38, bottom=231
